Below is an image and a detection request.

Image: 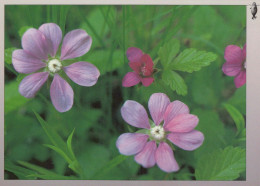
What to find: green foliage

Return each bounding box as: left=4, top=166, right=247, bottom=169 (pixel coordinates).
left=18, top=26, right=32, bottom=38
left=195, top=146, right=246, bottom=180
left=4, top=48, right=17, bottom=64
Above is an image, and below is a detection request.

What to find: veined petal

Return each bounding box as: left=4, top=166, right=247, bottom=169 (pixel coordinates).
left=148, top=93, right=170, bottom=125
left=135, top=141, right=157, bottom=168
left=167, top=130, right=204, bottom=151
left=164, top=101, right=190, bottom=126
left=164, top=114, right=198, bottom=133
left=50, top=74, right=74, bottom=112
left=126, top=47, right=143, bottom=62
left=64, top=62, right=100, bottom=86
left=222, top=62, right=242, bottom=76
left=141, top=54, right=154, bottom=76
left=116, top=133, right=149, bottom=156
left=121, top=100, right=150, bottom=129
left=19, top=72, right=49, bottom=98
left=129, top=61, right=142, bottom=73
left=122, top=72, right=141, bottom=87
left=12, top=49, right=46, bottom=74
left=22, top=28, right=49, bottom=60
left=224, top=45, right=243, bottom=65
left=39, top=23, right=62, bottom=57
left=61, top=29, right=92, bottom=60
left=234, top=70, right=246, bottom=88
left=155, top=142, right=179, bottom=173
left=141, top=77, right=154, bottom=87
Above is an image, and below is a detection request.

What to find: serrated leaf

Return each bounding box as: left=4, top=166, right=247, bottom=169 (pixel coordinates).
left=223, top=103, right=245, bottom=135
left=158, top=38, right=180, bottom=68
left=195, top=146, right=246, bottom=180
left=5, top=48, right=17, bottom=64
left=18, top=26, right=32, bottom=38
left=171, top=48, right=217, bottom=73
left=162, top=70, right=187, bottom=96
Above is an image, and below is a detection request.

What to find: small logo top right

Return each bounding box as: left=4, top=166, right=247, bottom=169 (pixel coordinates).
left=251, top=2, right=258, bottom=20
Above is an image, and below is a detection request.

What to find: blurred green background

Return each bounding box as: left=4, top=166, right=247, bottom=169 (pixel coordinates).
left=4, top=5, right=246, bottom=180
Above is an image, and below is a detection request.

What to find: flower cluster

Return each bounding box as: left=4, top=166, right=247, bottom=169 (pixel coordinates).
left=12, top=23, right=100, bottom=112
left=116, top=93, right=204, bottom=172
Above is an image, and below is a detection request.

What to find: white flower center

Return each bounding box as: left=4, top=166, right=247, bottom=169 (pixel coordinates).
left=48, top=59, right=62, bottom=73
left=150, top=126, right=165, bottom=141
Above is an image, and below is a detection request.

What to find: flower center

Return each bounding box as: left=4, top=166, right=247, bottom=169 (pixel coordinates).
left=48, top=59, right=62, bottom=73
left=150, top=126, right=165, bottom=141
left=141, top=66, right=148, bottom=76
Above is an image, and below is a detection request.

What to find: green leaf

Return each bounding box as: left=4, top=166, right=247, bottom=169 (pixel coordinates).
left=91, top=155, right=129, bottom=179
left=5, top=160, right=36, bottom=180
left=43, top=144, right=72, bottom=164
left=27, top=174, right=77, bottom=180
left=67, top=128, right=76, bottom=160
left=195, top=146, right=246, bottom=180
left=18, top=26, right=33, bottom=38
left=5, top=48, right=17, bottom=64
left=158, top=38, right=180, bottom=68
left=170, top=48, right=217, bottom=73
left=162, top=70, right=187, bottom=96
left=223, top=103, right=245, bottom=135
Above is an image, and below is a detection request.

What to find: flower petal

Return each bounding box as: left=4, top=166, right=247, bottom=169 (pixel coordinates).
left=50, top=74, right=74, bottom=112
left=39, top=23, right=62, bottom=57
left=167, top=130, right=204, bottom=151
left=155, top=142, right=179, bottom=172
left=135, top=141, right=157, bottom=168
left=164, top=101, right=190, bottom=126
left=122, top=72, right=141, bottom=87
left=121, top=100, right=150, bottom=129
left=148, top=93, right=170, bottom=125
left=22, top=28, right=49, bottom=60
left=222, top=61, right=242, bottom=76
left=126, top=47, right=143, bottom=62
left=129, top=61, right=142, bottom=73
left=61, top=29, right=92, bottom=60
left=164, top=114, right=199, bottom=133
left=64, top=62, right=100, bottom=86
left=141, top=77, right=154, bottom=87
left=141, top=54, right=154, bottom=76
left=116, top=133, right=149, bottom=156
left=224, top=45, right=243, bottom=65
left=19, top=72, right=49, bottom=98
left=234, top=70, right=246, bottom=88
left=12, top=49, right=46, bottom=74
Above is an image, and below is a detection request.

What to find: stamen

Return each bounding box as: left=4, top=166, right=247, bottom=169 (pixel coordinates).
left=150, top=126, right=165, bottom=141
left=48, top=59, right=62, bottom=73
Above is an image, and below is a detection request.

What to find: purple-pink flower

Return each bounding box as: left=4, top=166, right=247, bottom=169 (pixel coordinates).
left=122, top=47, right=154, bottom=87
left=222, top=44, right=246, bottom=88
left=116, top=93, right=204, bottom=173
left=12, top=23, right=100, bottom=112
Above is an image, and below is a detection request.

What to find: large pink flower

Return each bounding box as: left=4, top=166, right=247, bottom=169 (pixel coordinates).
left=12, top=23, right=100, bottom=112
left=116, top=93, right=204, bottom=173
left=222, top=44, right=246, bottom=88
left=122, top=47, right=154, bottom=87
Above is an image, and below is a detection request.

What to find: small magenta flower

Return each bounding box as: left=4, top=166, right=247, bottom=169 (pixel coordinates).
left=122, top=47, right=154, bottom=87
left=116, top=93, right=204, bottom=172
left=12, top=23, right=100, bottom=112
left=222, top=44, right=246, bottom=88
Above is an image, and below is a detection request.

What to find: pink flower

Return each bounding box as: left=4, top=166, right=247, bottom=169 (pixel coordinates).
left=12, top=23, right=100, bottom=112
left=222, top=44, right=246, bottom=88
left=116, top=93, right=204, bottom=173
left=122, top=47, right=154, bottom=87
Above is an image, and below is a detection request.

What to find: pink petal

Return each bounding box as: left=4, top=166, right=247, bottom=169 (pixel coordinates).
left=50, top=74, right=74, bottom=112
left=12, top=49, right=46, bottom=74
left=135, top=141, right=157, bottom=168
left=121, top=100, right=150, bottom=129
left=126, top=47, right=143, bottom=62
left=222, top=61, right=242, bottom=76
left=141, top=77, right=154, bottom=87
left=64, top=62, right=100, bottom=86
left=164, top=101, right=190, bottom=126
left=141, top=54, right=154, bottom=76
left=148, top=93, right=170, bottom=125
left=224, top=45, right=243, bottom=65
left=155, top=142, right=179, bottom=172
left=19, top=72, right=49, bottom=98
left=234, top=70, right=246, bottom=88
left=61, top=29, right=92, bottom=60
left=39, top=23, right=62, bottom=57
left=122, top=72, right=141, bottom=87
left=129, top=61, right=142, bottom=73
left=164, top=114, right=199, bottom=133
left=167, top=130, right=204, bottom=151
left=22, top=28, right=49, bottom=60
left=242, top=44, right=246, bottom=60
left=116, top=133, right=149, bottom=156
